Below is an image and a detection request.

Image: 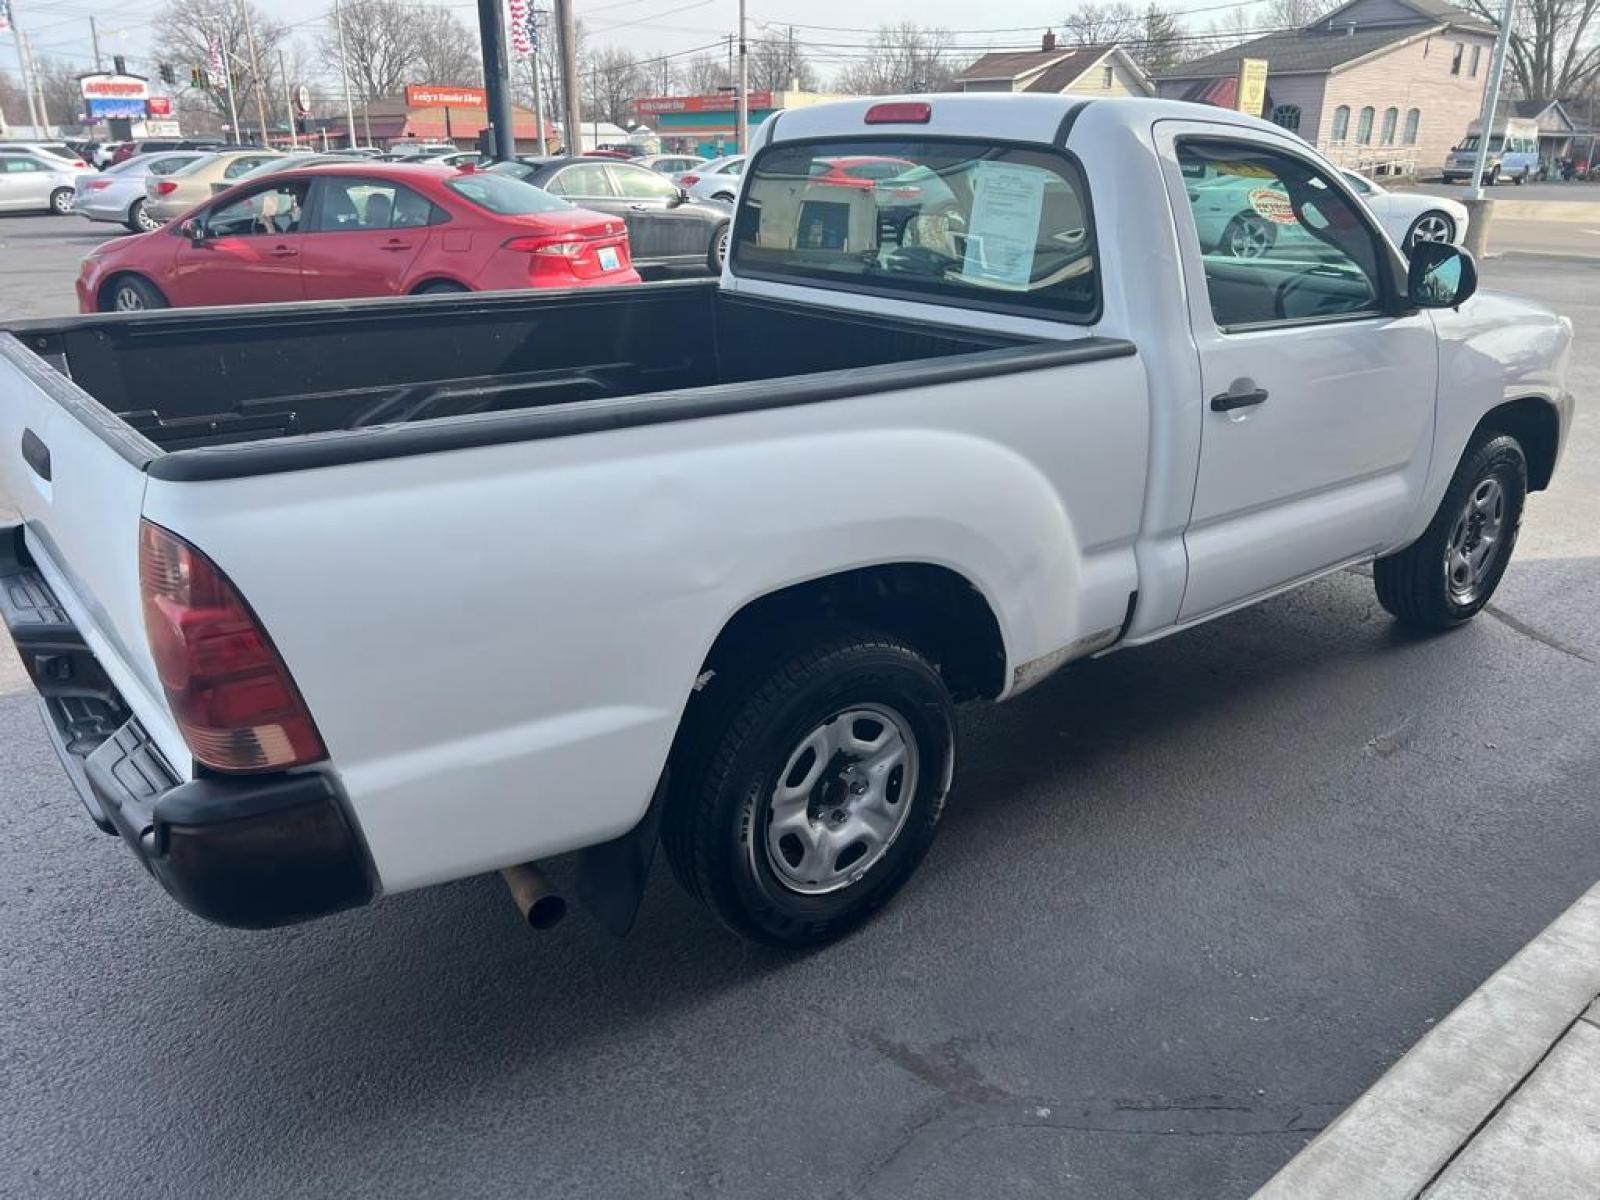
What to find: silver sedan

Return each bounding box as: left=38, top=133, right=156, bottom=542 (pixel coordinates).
left=0, top=153, right=94, bottom=216
left=74, top=151, right=213, bottom=232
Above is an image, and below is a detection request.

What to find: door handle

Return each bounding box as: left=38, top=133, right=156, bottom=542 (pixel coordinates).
left=268, top=245, right=298, bottom=258
left=379, top=240, right=414, bottom=251
left=1210, top=387, right=1269, bottom=412
left=627, top=203, right=649, bottom=211
left=21, top=428, right=51, bottom=481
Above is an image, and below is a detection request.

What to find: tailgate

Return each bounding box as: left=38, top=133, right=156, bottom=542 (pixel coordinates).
left=0, top=332, right=190, bottom=774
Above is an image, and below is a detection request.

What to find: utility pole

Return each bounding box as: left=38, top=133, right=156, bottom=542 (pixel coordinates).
left=1469, top=0, right=1515, bottom=196
left=239, top=0, right=271, bottom=146
left=22, top=31, right=48, bottom=132
left=735, top=0, right=748, bottom=153
left=530, top=11, right=548, bottom=153
left=554, top=0, right=580, bottom=154
left=6, top=0, right=42, bottom=135
left=277, top=49, right=297, bottom=148
left=89, top=15, right=104, bottom=72
left=590, top=64, right=598, bottom=148
left=219, top=30, right=242, bottom=144
left=333, top=0, right=358, bottom=148
left=475, top=0, right=515, bottom=159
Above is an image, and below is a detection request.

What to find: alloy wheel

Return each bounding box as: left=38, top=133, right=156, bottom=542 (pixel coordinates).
left=1409, top=213, right=1454, bottom=247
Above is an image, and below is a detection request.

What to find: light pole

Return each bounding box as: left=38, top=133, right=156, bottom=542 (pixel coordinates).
left=1469, top=0, right=1516, bottom=197
left=334, top=0, right=359, bottom=148
left=735, top=0, right=748, bottom=153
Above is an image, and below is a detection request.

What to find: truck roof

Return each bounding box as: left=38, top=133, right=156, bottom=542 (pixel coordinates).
left=765, top=94, right=1301, bottom=149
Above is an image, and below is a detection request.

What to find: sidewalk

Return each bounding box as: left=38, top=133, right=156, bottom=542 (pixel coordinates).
left=1256, top=883, right=1600, bottom=1199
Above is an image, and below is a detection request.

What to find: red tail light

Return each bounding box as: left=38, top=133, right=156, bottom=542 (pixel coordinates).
left=139, top=521, right=326, bottom=773
left=503, top=233, right=588, bottom=257
left=678, top=174, right=700, bottom=186
left=88, top=179, right=114, bottom=191
left=865, top=102, right=932, bottom=125
left=154, top=180, right=179, bottom=196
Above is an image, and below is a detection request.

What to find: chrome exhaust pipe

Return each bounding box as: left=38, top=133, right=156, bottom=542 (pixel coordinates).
left=500, top=863, right=568, bottom=930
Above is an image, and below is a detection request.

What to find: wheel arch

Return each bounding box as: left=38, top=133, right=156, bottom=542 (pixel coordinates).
left=97, top=271, right=164, bottom=312
left=407, top=274, right=472, bottom=294
left=1476, top=395, right=1561, bottom=491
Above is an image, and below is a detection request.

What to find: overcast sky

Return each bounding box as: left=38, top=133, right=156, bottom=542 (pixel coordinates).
left=20, top=0, right=1273, bottom=95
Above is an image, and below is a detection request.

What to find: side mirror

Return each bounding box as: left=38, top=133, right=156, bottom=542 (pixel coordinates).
left=179, top=218, right=206, bottom=245
left=674, top=186, right=692, bottom=204
left=1407, top=241, right=1477, bottom=308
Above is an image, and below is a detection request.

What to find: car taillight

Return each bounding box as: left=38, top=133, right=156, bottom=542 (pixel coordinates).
left=153, top=180, right=179, bottom=195
left=679, top=174, right=700, bottom=186
left=139, top=520, right=326, bottom=773
left=88, top=179, right=113, bottom=191
left=503, top=234, right=587, bottom=257
left=865, top=102, right=932, bottom=125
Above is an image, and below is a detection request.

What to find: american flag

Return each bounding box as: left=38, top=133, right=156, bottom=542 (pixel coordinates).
left=508, top=0, right=532, bottom=56
left=0, top=0, right=13, bottom=35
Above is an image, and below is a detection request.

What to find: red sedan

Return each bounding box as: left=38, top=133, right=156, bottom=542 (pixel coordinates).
left=77, top=162, right=640, bottom=313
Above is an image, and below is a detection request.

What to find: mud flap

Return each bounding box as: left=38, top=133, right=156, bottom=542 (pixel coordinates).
left=576, top=769, right=669, bottom=937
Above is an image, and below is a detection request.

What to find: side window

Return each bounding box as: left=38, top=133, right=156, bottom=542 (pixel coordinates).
left=1270, top=104, right=1302, bottom=133
left=1176, top=140, right=1386, bottom=330
left=148, top=156, right=189, bottom=176
left=4, top=158, right=43, bottom=173
left=724, top=158, right=745, bottom=176
left=1381, top=107, right=1399, bottom=144
left=1331, top=105, right=1350, bottom=142
left=314, top=178, right=436, bottom=230
left=205, top=181, right=308, bottom=237
left=548, top=164, right=615, bottom=197
left=1356, top=106, right=1375, bottom=144
left=1451, top=43, right=1464, bottom=74
left=1404, top=108, right=1421, bottom=145
left=610, top=165, right=678, bottom=199
left=1471, top=44, right=1482, bottom=75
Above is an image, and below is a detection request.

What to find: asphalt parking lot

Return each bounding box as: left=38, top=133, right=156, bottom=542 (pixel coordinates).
left=1, top=219, right=1597, bottom=1199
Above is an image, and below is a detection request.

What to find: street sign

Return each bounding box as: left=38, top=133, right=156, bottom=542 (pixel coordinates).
left=1235, top=58, right=1268, bottom=118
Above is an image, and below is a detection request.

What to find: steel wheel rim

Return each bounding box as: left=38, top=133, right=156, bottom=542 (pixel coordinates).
left=1411, top=214, right=1452, bottom=245
left=1444, top=476, right=1506, bottom=602
left=1229, top=217, right=1271, bottom=258
left=761, top=703, right=920, bottom=895
left=112, top=286, right=145, bottom=312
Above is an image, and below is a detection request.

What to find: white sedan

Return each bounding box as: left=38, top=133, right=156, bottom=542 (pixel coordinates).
left=679, top=154, right=746, bottom=202
left=1342, top=171, right=1469, bottom=252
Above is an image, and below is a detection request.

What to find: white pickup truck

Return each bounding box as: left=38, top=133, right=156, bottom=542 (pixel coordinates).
left=0, top=96, right=1574, bottom=945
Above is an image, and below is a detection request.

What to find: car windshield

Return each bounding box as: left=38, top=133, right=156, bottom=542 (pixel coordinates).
left=734, top=137, right=1097, bottom=320
left=445, top=172, right=570, bottom=214
left=1456, top=135, right=1505, bottom=152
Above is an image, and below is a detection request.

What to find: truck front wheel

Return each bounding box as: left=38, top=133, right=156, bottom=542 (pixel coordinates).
left=1374, top=434, right=1527, bottom=629
left=664, top=627, right=956, bottom=945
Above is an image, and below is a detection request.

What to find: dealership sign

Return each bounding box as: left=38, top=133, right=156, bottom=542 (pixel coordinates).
left=636, top=91, right=774, bottom=116
left=405, top=84, right=487, bottom=107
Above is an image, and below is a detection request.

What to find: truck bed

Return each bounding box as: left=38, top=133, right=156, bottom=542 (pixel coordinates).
left=4, top=280, right=1109, bottom=481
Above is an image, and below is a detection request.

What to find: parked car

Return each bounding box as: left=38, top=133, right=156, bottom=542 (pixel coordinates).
left=143, top=150, right=285, bottom=223
left=637, top=153, right=705, bottom=176
left=110, top=139, right=242, bottom=167
left=490, top=156, right=731, bottom=271
left=1442, top=116, right=1540, bottom=184
left=74, top=151, right=214, bottom=232
left=0, top=141, right=90, bottom=169
left=809, top=154, right=916, bottom=189
left=1341, top=171, right=1469, bottom=250
left=417, top=150, right=484, bottom=168
left=0, top=96, right=1573, bottom=947
left=0, top=152, right=93, bottom=215
left=76, top=161, right=638, bottom=311
left=212, top=152, right=365, bottom=190
left=93, top=141, right=128, bottom=168
left=388, top=141, right=457, bottom=159
left=678, top=153, right=745, bottom=201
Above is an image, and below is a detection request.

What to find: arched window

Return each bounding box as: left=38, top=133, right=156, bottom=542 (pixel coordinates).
left=1403, top=108, right=1421, bottom=145
left=1356, top=105, right=1375, bottom=144
left=1331, top=105, right=1350, bottom=142
left=1270, top=103, right=1302, bottom=132
left=1381, top=106, right=1399, bottom=144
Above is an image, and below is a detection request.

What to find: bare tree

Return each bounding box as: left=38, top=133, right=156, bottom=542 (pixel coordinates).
left=1261, top=0, right=1335, bottom=26
left=749, top=27, right=816, bottom=91
left=588, top=45, right=644, bottom=126
left=1460, top=0, right=1600, bottom=99
left=153, top=0, right=289, bottom=124
left=682, top=51, right=732, bottom=93
left=318, top=0, right=422, bottom=101
left=1063, top=2, right=1144, bottom=43
left=413, top=6, right=482, bottom=85
left=32, top=58, right=84, bottom=128
left=835, top=23, right=958, bottom=94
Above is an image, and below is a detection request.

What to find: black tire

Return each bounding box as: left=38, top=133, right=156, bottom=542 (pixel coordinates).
left=712, top=191, right=734, bottom=203
left=102, top=274, right=168, bottom=312
left=49, top=188, right=74, bottom=216
left=126, top=198, right=160, bottom=234
left=1374, top=434, right=1527, bottom=629
left=663, top=626, right=957, bottom=946
left=707, top=221, right=730, bottom=273
left=1404, top=210, right=1456, bottom=250
left=1221, top=213, right=1276, bottom=258
left=414, top=280, right=469, bottom=295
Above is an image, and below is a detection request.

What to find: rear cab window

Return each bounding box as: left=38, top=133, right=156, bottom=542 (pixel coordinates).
left=731, top=138, right=1098, bottom=321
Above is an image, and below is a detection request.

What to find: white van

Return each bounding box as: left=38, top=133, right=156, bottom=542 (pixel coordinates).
left=1442, top=116, right=1540, bottom=184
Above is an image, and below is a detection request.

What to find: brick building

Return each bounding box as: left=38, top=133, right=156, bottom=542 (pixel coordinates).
left=1154, top=0, right=1497, bottom=175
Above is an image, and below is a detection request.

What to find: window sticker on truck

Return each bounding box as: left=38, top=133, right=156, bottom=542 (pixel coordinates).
left=961, top=161, right=1049, bottom=289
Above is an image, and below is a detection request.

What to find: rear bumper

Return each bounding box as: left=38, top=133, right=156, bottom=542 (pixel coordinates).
left=1, top=524, right=373, bottom=928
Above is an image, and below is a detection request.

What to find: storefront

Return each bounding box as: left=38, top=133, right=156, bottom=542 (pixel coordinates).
left=314, top=86, right=554, bottom=153
left=634, top=90, right=848, bottom=158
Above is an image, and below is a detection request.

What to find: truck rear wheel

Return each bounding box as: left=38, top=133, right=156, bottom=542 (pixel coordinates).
left=1374, top=434, right=1527, bottom=629
left=664, top=627, right=956, bottom=945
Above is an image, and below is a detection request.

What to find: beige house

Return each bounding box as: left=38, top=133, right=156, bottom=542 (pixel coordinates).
left=1154, top=0, right=1497, bottom=175
left=956, top=34, right=1154, bottom=98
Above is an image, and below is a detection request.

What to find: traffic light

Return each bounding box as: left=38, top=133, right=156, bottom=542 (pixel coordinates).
left=159, top=62, right=176, bottom=86
left=190, top=65, right=208, bottom=89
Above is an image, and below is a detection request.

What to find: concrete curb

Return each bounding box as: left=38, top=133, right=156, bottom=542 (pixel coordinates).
left=1488, top=200, right=1600, bottom=223
left=1254, top=883, right=1600, bottom=1199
